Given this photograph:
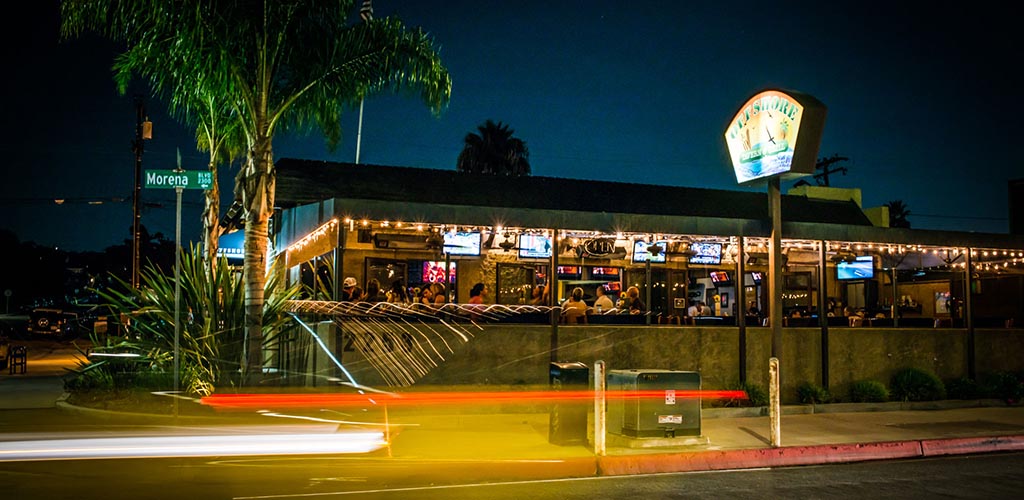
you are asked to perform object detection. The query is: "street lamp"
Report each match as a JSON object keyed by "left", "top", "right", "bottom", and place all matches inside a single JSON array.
[{"left": 131, "top": 95, "right": 153, "bottom": 289}]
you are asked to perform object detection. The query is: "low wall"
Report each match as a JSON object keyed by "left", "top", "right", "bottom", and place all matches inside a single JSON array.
[{"left": 316, "top": 321, "right": 1024, "bottom": 404}]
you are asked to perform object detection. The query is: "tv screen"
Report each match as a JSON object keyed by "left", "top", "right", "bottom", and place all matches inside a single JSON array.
[
  {"left": 710, "top": 271, "right": 731, "bottom": 284},
  {"left": 837, "top": 256, "right": 874, "bottom": 280},
  {"left": 632, "top": 240, "right": 668, "bottom": 263},
  {"left": 443, "top": 231, "right": 481, "bottom": 256},
  {"left": 422, "top": 261, "right": 456, "bottom": 283},
  {"left": 689, "top": 242, "right": 722, "bottom": 265},
  {"left": 590, "top": 266, "right": 620, "bottom": 277},
  {"left": 557, "top": 265, "right": 581, "bottom": 277},
  {"left": 750, "top": 271, "right": 763, "bottom": 284},
  {"left": 518, "top": 233, "right": 552, "bottom": 258}
]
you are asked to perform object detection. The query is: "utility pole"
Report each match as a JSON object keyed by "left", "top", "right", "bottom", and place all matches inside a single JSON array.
[
  {"left": 131, "top": 96, "right": 152, "bottom": 288},
  {"left": 814, "top": 154, "right": 848, "bottom": 187}
]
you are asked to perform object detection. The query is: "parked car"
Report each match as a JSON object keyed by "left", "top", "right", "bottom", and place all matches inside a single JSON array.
[{"left": 28, "top": 307, "right": 79, "bottom": 337}]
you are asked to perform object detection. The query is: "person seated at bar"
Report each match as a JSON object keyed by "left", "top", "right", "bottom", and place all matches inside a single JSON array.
[
  {"left": 341, "top": 276, "right": 359, "bottom": 302},
  {"left": 360, "top": 279, "right": 385, "bottom": 302},
  {"left": 430, "top": 282, "right": 447, "bottom": 305},
  {"left": 529, "top": 284, "right": 548, "bottom": 305},
  {"left": 626, "top": 286, "right": 646, "bottom": 315},
  {"left": 687, "top": 300, "right": 700, "bottom": 318},
  {"left": 562, "top": 286, "right": 588, "bottom": 324},
  {"left": 418, "top": 286, "right": 433, "bottom": 305},
  {"left": 592, "top": 285, "right": 615, "bottom": 313}
]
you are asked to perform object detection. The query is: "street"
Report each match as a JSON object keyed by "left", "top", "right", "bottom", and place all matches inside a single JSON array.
[{"left": 1, "top": 449, "right": 1022, "bottom": 499}]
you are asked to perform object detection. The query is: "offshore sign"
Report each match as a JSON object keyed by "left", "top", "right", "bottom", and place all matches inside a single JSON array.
[{"left": 724, "top": 89, "right": 827, "bottom": 185}]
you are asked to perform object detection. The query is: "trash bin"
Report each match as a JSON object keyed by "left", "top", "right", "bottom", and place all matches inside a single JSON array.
[
  {"left": 549, "top": 361, "right": 589, "bottom": 445},
  {"left": 607, "top": 369, "right": 701, "bottom": 438}
]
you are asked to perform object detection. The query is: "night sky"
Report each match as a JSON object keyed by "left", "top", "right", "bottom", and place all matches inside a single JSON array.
[{"left": 1, "top": 1, "right": 1018, "bottom": 252}]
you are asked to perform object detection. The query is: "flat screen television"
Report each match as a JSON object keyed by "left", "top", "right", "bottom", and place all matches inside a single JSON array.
[
  {"left": 517, "top": 233, "right": 552, "bottom": 258},
  {"left": 443, "top": 231, "right": 481, "bottom": 256},
  {"left": 749, "top": 271, "right": 763, "bottom": 284},
  {"left": 604, "top": 282, "right": 622, "bottom": 292},
  {"left": 590, "top": 266, "right": 620, "bottom": 277},
  {"left": 710, "top": 271, "right": 731, "bottom": 284},
  {"left": 557, "top": 265, "right": 581, "bottom": 278},
  {"left": 422, "top": 261, "right": 456, "bottom": 283},
  {"left": 689, "top": 242, "right": 722, "bottom": 265},
  {"left": 837, "top": 256, "right": 874, "bottom": 280},
  {"left": 632, "top": 240, "right": 668, "bottom": 263}
]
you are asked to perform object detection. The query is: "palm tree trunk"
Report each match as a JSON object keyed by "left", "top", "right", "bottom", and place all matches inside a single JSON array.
[
  {"left": 242, "top": 136, "right": 275, "bottom": 385},
  {"left": 203, "top": 160, "right": 220, "bottom": 273}
]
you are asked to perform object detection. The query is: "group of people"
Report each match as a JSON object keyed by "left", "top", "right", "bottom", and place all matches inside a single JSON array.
[
  {"left": 341, "top": 276, "right": 448, "bottom": 306},
  {"left": 561, "top": 284, "right": 647, "bottom": 324}
]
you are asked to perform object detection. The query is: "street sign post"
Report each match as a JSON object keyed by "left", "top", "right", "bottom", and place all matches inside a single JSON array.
[{"left": 144, "top": 163, "right": 210, "bottom": 417}]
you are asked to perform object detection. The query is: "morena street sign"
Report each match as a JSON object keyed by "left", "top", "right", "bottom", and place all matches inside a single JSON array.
[{"left": 144, "top": 169, "right": 213, "bottom": 190}]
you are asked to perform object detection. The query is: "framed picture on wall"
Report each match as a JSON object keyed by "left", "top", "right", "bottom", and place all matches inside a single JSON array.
[{"left": 720, "top": 293, "right": 729, "bottom": 308}]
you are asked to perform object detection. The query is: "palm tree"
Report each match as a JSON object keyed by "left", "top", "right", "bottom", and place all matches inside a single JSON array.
[
  {"left": 886, "top": 200, "right": 912, "bottom": 228},
  {"left": 61, "top": 0, "right": 451, "bottom": 383},
  {"left": 456, "top": 120, "right": 531, "bottom": 176}
]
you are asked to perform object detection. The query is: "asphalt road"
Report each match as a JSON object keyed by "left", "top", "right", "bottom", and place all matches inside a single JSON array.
[{"left": 1, "top": 449, "right": 1022, "bottom": 499}]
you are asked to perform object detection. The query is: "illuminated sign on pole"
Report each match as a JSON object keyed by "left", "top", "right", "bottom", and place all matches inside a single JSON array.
[{"left": 724, "top": 89, "right": 827, "bottom": 185}]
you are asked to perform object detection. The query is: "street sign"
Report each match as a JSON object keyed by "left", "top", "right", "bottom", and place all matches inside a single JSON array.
[{"left": 144, "top": 169, "right": 212, "bottom": 190}]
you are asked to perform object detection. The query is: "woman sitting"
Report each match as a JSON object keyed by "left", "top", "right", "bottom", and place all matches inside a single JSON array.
[{"left": 561, "top": 287, "right": 589, "bottom": 324}]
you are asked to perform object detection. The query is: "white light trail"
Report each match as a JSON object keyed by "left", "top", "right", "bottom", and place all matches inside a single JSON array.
[{"left": 0, "top": 432, "right": 386, "bottom": 462}]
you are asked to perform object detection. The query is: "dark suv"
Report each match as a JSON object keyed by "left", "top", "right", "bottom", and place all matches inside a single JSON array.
[{"left": 28, "top": 307, "right": 78, "bottom": 337}]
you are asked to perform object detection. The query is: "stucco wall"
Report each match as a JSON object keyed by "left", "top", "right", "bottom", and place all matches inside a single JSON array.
[{"left": 317, "top": 322, "right": 1024, "bottom": 403}]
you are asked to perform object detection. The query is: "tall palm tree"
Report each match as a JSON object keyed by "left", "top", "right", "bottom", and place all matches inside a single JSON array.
[
  {"left": 61, "top": 0, "right": 451, "bottom": 383},
  {"left": 456, "top": 120, "right": 531, "bottom": 176},
  {"left": 886, "top": 200, "right": 912, "bottom": 228}
]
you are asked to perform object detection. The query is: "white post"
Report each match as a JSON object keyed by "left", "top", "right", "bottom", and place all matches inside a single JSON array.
[
  {"left": 594, "top": 360, "right": 606, "bottom": 456},
  {"left": 355, "top": 99, "right": 365, "bottom": 164},
  {"left": 173, "top": 184, "right": 182, "bottom": 418},
  {"left": 769, "top": 356, "right": 781, "bottom": 447}
]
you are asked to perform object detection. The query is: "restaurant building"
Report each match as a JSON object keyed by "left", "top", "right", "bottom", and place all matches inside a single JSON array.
[{"left": 269, "top": 158, "right": 1024, "bottom": 400}]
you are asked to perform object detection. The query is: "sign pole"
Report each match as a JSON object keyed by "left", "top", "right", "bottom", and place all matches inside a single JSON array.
[
  {"left": 173, "top": 181, "right": 182, "bottom": 418},
  {"left": 768, "top": 176, "right": 783, "bottom": 447}
]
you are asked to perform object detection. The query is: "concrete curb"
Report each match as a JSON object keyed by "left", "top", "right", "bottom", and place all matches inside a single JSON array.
[{"left": 595, "top": 435, "right": 1024, "bottom": 476}]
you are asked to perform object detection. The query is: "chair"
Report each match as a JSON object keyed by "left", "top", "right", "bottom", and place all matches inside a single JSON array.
[{"left": 9, "top": 345, "right": 27, "bottom": 374}]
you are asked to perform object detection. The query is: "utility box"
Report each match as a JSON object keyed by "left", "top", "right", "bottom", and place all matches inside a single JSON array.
[
  {"left": 607, "top": 369, "right": 701, "bottom": 438},
  {"left": 549, "top": 361, "right": 589, "bottom": 445}
]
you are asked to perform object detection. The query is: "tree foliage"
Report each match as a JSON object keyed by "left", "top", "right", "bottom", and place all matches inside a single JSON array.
[
  {"left": 886, "top": 200, "right": 912, "bottom": 228},
  {"left": 457, "top": 120, "right": 531, "bottom": 176},
  {"left": 61, "top": 0, "right": 451, "bottom": 382}
]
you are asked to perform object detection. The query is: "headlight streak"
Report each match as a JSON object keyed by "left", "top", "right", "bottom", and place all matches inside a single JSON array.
[{"left": 0, "top": 432, "right": 387, "bottom": 462}]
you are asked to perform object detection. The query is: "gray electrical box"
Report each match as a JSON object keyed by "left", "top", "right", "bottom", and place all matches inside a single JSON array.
[{"left": 607, "top": 369, "right": 701, "bottom": 438}]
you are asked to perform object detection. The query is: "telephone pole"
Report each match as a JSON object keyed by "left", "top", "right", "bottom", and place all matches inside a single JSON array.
[{"left": 131, "top": 96, "right": 152, "bottom": 288}]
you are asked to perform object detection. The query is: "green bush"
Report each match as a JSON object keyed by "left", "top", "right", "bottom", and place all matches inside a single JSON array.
[
  {"left": 980, "top": 371, "right": 1024, "bottom": 405},
  {"left": 945, "top": 376, "right": 981, "bottom": 400},
  {"left": 849, "top": 380, "right": 889, "bottom": 403},
  {"left": 716, "top": 381, "right": 768, "bottom": 407},
  {"left": 796, "top": 381, "right": 832, "bottom": 404},
  {"left": 890, "top": 367, "right": 946, "bottom": 402}
]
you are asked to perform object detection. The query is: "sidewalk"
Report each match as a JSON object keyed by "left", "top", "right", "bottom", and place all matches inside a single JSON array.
[{"left": 4, "top": 347, "right": 1024, "bottom": 481}]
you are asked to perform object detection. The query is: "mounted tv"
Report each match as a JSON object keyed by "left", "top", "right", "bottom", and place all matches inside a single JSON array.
[
  {"left": 557, "top": 265, "right": 581, "bottom": 278},
  {"left": 632, "top": 240, "right": 668, "bottom": 263},
  {"left": 749, "top": 271, "right": 763, "bottom": 284},
  {"left": 422, "top": 261, "right": 456, "bottom": 284},
  {"left": 517, "top": 233, "right": 552, "bottom": 259},
  {"left": 837, "top": 256, "right": 874, "bottom": 280},
  {"left": 689, "top": 242, "right": 723, "bottom": 265},
  {"left": 590, "top": 266, "right": 620, "bottom": 277},
  {"left": 443, "top": 231, "right": 481, "bottom": 256},
  {"left": 710, "top": 271, "right": 731, "bottom": 285}
]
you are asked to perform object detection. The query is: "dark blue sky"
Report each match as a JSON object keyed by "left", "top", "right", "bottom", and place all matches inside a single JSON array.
[{"left": 1, "top": 1, "right": 1018, "bottom": 252}]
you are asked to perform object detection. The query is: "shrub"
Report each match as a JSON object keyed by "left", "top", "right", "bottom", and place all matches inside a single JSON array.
[
  {"left": 716, "top": 381, "right": 768, "bottom": 407},
  {"left": 945, "top": 376, "right": 981, "bottom": 400},
  {"left": 849, "top": 380, "right": 889, "bottom": 403},
  {"left": 796, "top": 381, "right": 832, "bottom": 404},
  {"left": 890, "top": 367, "right": 946, "bottom": 402},
  {"left": 980, "top": 371, "right": 1024, "bottom": 405}
]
